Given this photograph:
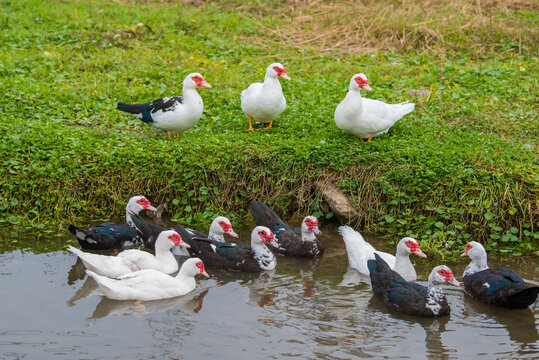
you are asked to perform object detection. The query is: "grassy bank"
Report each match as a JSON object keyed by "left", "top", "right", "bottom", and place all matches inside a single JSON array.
[{"left": 0, "top": 0, "right": 537, "bottom": 256}]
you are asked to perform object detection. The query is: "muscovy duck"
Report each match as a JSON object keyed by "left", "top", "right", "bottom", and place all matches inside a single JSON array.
[
  {"left": 116, "top": 73, "right": 211, "bottom": 138},
  {"left": 368, "top": 253, "right": 460, "bottom": 317},
  {"left": 86, "top": 257, "right": 209, "bottom": 301},
  {"left": 68, "top": 195, "right": 156, "bottom": 250},
  {"left": 340, "top": 226, "right": 426, "bottom": 281},
  {"left": 334, "top": 73, "right": 415, "bottom": 142},
  {"left": 187, "top": 226, "right": 278, "bottom": 272},
  {"left": 249, "top": 201, "right": 324, "bottom": 257},
  {"left": 461, "top": 241, "right": 539, "bottom": 309},
  {"left": 130, "top": 213, "right": 237, "bottom": 255},
  {"left": 67, "top": 230, "right": 190, "bottom": 278},
  {"left": 241, "top": 63, "right": 290, "bottom": 131},
  {"left": 183, "top": 216, "right": 239, "bottom": 242}
]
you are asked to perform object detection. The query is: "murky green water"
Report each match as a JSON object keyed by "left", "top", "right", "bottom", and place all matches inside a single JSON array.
[{"left": 1, "top": 228, "right": 537, "bottom": 359}]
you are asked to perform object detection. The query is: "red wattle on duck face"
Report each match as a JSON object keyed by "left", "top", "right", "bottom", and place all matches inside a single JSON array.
[
  {"left": 220, "top": 221, "right": 239, "bottom": 237},
  {"left": 191, "top": 74, "right": 211, "bottom": 88},
  {"left": 461, "top": 242, "right": 473, "bottom": 257},
  {"left": 439, "top": 269, "right": 460, "bottom": 286},
  {"left": 219, "top": 221, "right": 232, "bottom": 233},
  {"left": 196, "top": 261, "right": 210, "bottom": 278},
  {"left": 405, "top": 239, "right": 426, "bottom": 258},
  {"left": 273, "top": 66, "right": 290, "bottom": 80},
  {"left": 169, "top": 233, "right": 189, "bottom": 247},
  {"left": 305, "top": 218, "right": 321, "bottom": 234},
  {"left": 136, "top": 197, "right": 156, "bottom": 211}
]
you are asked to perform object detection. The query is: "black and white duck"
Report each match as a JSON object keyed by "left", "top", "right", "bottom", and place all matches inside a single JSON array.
[
  {"left": 187, "top": 226, "right": 278, "bottom": 272},
  {"left": 249, "top": 201, "right": 324, "bottom": 257},
  {"left": 368, "top": 253, "right": 460, "bottom": 317},
  {"left": 461, "top": 241, "right": 539, "bottom": 309},
  {"left": 68, "top": 195, "right": 156, "bottom": 250},
  {"left": 116, "top": 73, "right": 211, "bottom": 137}
]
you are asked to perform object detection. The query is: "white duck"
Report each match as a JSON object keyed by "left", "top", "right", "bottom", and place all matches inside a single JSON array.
[
  {"left": 87, "top": 257, "right": 210, "bottom": 301},
  {"left": 339, "top": 226, "right": 426, "bottom": 281},
  {"left": 116, "top": 73, "right": 211, "bottom": 138},
  {"left": 241, "top": 63, "right": 290, "bottom": 131},
  {"left": 67, "top": 230, "right": 190, "bottom": 278},
  {"left": 334, "top": 73, "right": 415, "bottom": 141}
]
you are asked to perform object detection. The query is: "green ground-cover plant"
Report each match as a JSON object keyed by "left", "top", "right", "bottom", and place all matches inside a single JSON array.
[{"left": 0, "top": 0, "right": 537, "bottom": 256}]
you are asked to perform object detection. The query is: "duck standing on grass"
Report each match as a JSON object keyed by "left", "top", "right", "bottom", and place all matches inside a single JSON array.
[
  {"left": 334, "top": 73, "right": 415, "bottom": 142},
  {"left": 116, "top": 73, "right": 211, "bottom": 138},
  {"left": 241, "top": 63, "right": 290, "bottom": 131}
]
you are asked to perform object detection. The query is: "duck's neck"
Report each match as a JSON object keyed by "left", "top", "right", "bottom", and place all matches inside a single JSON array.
[
  {"left": 262, "top": 75, "right": 282, "bottom": 93},
  {"left": 154, "top": 242, "right": 175, "bottom": 264},
  {"left": 301, "top": 229, "right": 317, "bottom": 243},
  {"left": 125, "top": 206, "right": 138, "bottom": 228},
  {"left": 182, "top": 85, "right": 202, "bottom": 104},
  {"left": 175, "top": 270, "right": 197, "bottom": 289},
  {"left": 208, "top": 230, "right": 225, "bottom": 242},
  {"left": 342, "top": 89, "right": 363, "bottom": 114},
  {"left": 425, "top": 286, "right": 445, "bottom": 316},
  {"left": 252, "top": 242, "right": 276, "bottom": 271},
  {"left": 464, "top": 256, "right": 489, "bottom": 277},
  {"left": 393, "top": 249, "right": 416, "bottom": 281}
]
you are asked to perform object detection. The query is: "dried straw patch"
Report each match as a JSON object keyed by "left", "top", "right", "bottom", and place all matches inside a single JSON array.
[{"left": 261, "top": 0, "right": 538, "bottom": 55}]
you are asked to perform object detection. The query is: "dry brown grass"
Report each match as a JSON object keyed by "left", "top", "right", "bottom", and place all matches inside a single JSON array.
[
  {"left": 179, "top": 0, "right": 537, "bottom": 55},
  {"left": 268, "top": 0, "right": 538, "bottom": 54}
]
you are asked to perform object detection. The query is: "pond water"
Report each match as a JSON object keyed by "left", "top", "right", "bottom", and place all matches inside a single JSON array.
[{"left": 0, "top": 227, "right": 537, "bottom": 359}]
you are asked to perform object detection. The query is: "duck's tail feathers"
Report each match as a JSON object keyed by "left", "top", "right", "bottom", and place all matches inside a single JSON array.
[
  {"left": 397, "top": 101, "right": 415, "bottom": 117},
  {"left": 503, "top": 285, "right": 539, "bottom": 309},
  {"left": 86, "top": 270, "right": 117, "bottom": 293},
  {"left": 249, "top": 201, "right": 285, "bottom": 229},
  {"left": 67, "top": 244, "right": 85, "bottom": 257},
  {"left": 367, "top": 253, "right": 392, "bottom": 275},
  {"left": 68, "top": 225, "right": 88, "bottom": 242},
  {"left": 338, "top": 226, "right": 368, "bottom": 246},
  {"left": 116, "top": 102, "right": 142, "bottom": 115}
]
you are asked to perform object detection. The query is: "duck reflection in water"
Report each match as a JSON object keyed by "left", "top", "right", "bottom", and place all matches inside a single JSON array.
[
  {"left": 90, "top": 289, "right": 210, "bottom": 319},
  {"left": 340, "top": 267, "right": 371, "bottom": 286},
  {"left": 298, "top": 257, "right": 321, "bottom": 298},
  {"left": 462, "top": 292, "right": 539, "bottom": 347},
  {"left": 366, "top": 296, "right": 453, "bottom": 359},
  {"left": 67, "top": 256, "right": 90, "bottom": 285},
  {"left": 245, "top": 269, "right": 277, "bottom": 307}
]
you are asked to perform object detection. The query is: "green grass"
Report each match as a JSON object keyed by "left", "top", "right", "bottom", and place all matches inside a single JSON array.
[{"left": 0, "top": 0, "right": 537, "bottom": 257}]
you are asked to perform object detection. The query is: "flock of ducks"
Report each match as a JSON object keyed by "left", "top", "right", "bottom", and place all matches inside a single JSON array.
[
  {"left": 116, "top": 63, "right": 414, "bottom": 139},
  {"left": 67, "top": 63, "right": 536, "bottom": 316},
  {"left": 68, "top": 195, "right": 538, "bottom": 317}
]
